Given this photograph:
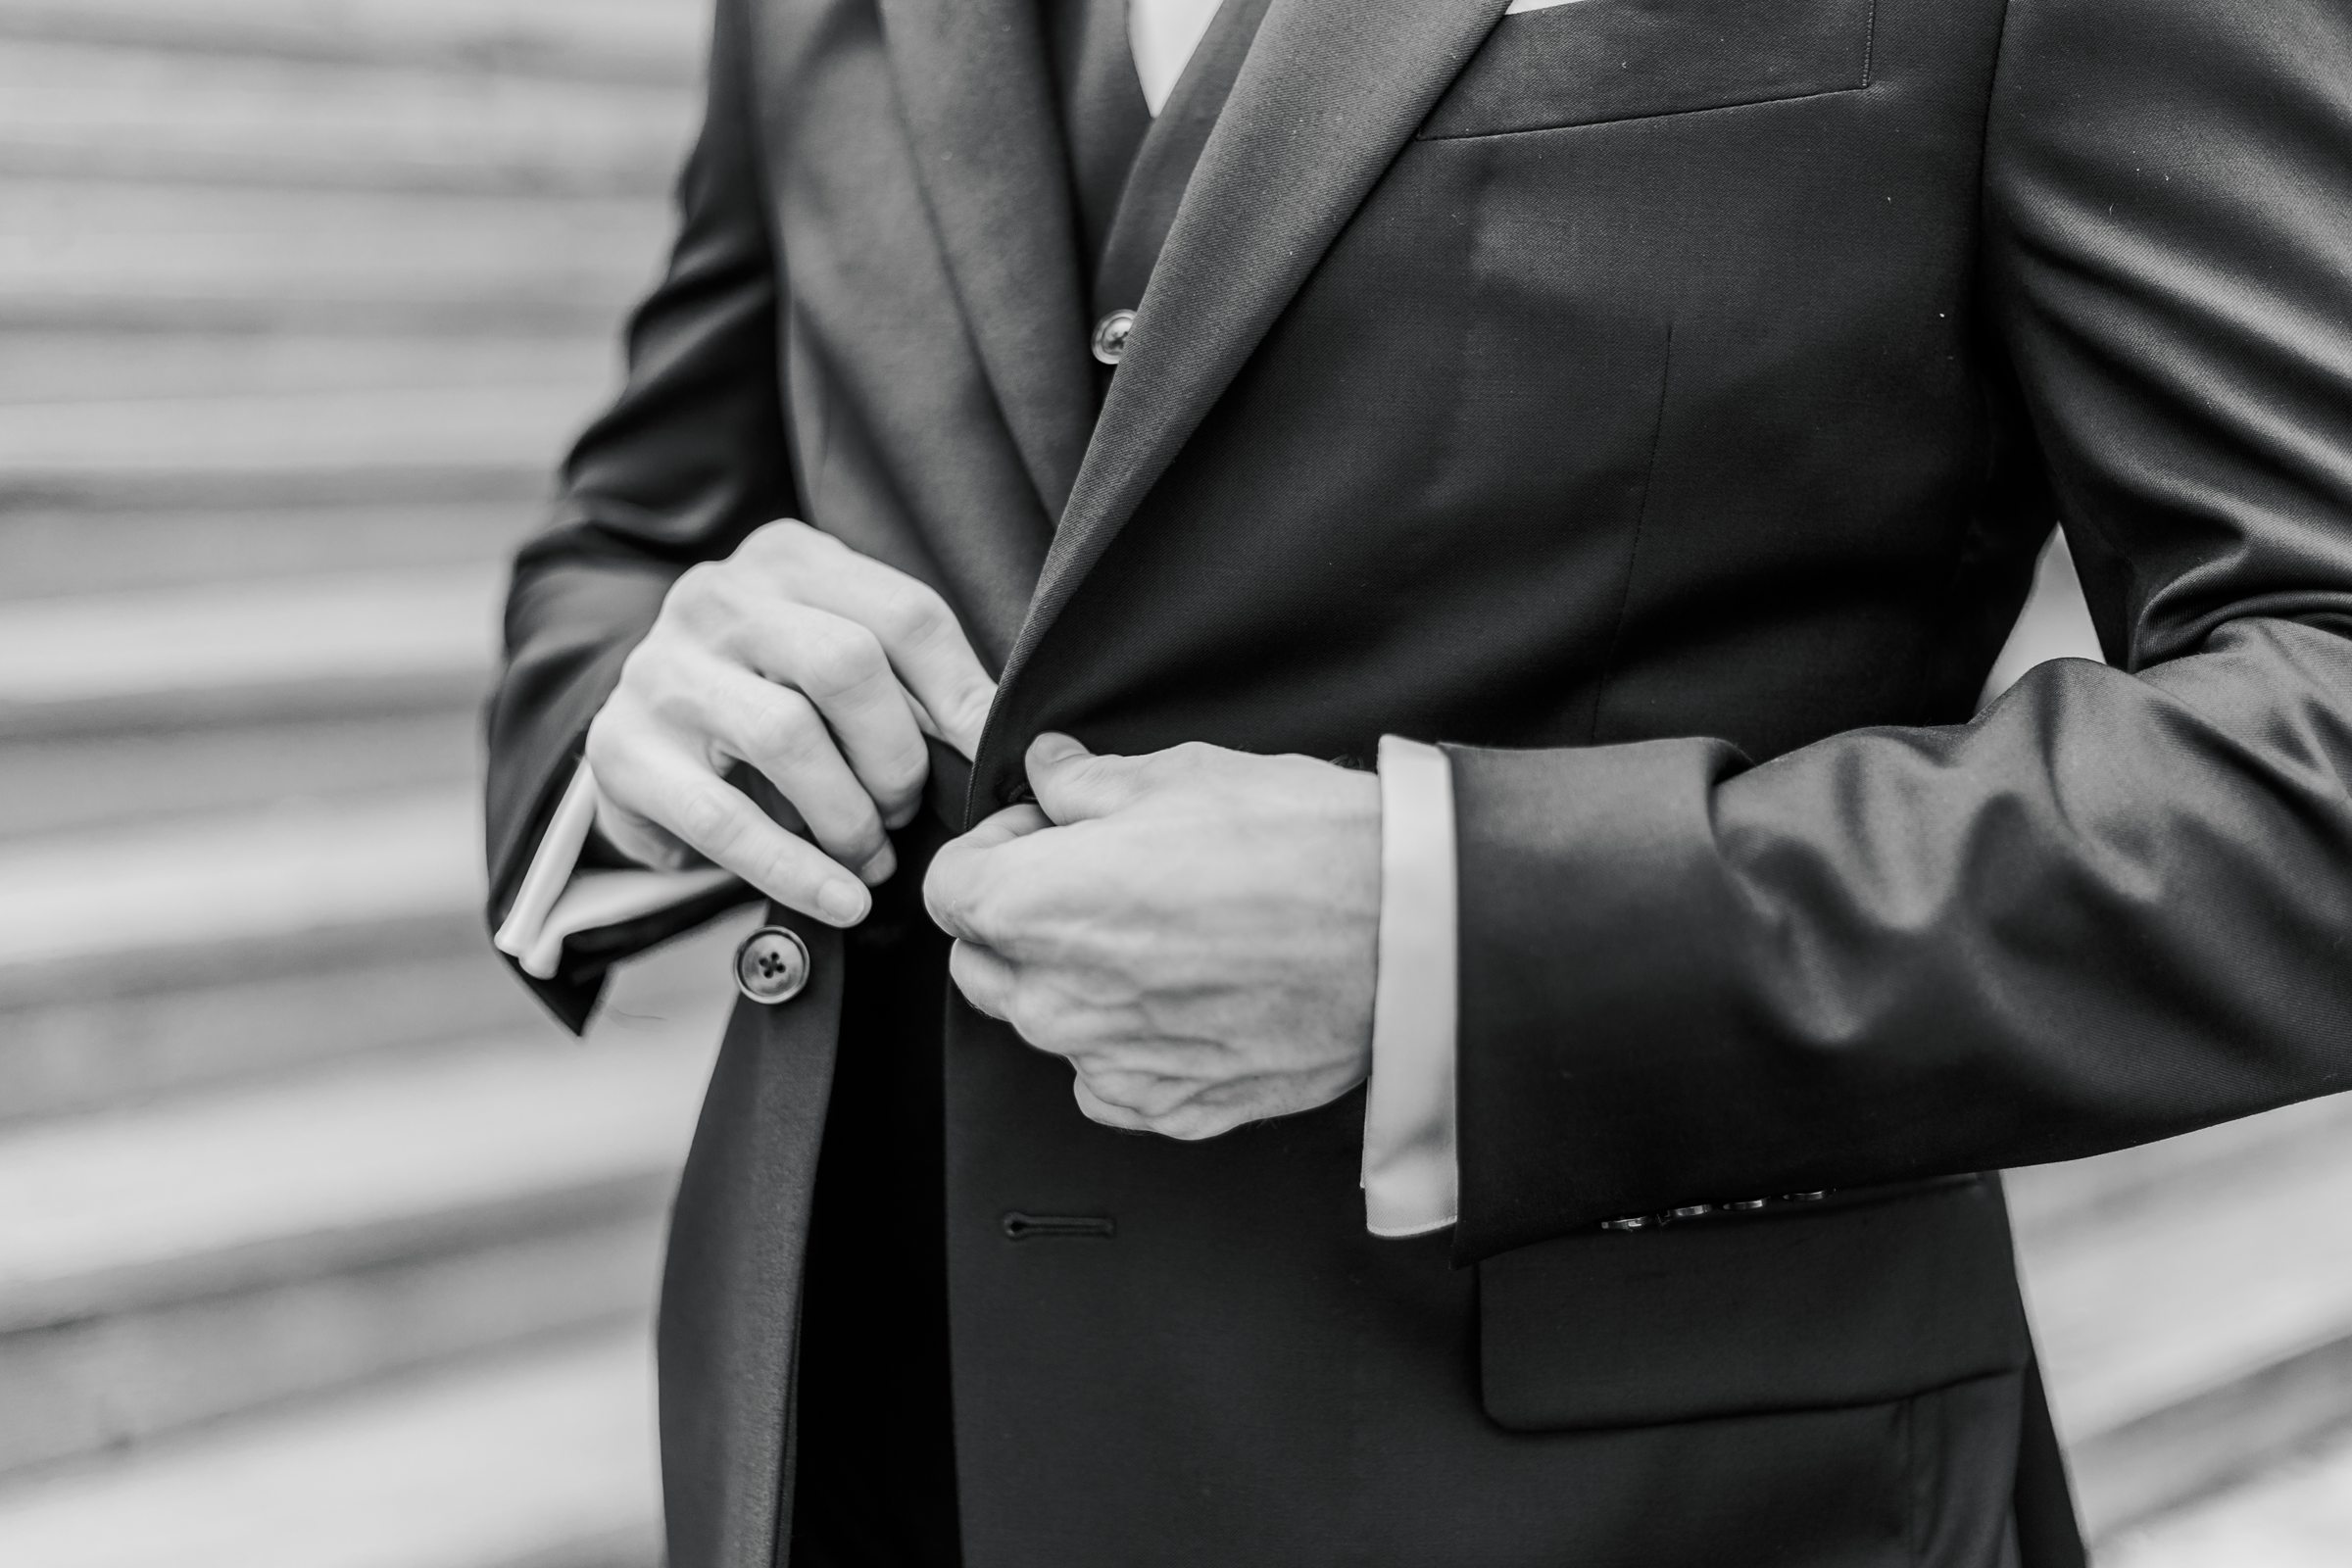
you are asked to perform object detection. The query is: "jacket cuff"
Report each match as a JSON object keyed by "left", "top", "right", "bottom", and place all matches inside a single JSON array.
[
  {"left": 493, "top": 760, "right": 745, "bottom": 980},
  {"left": 1360, "top": 735, "right": 1461, "bottom": 1237},
  {"left": 1445, "top": 736, "right": 1754, "bottom": 1261}
]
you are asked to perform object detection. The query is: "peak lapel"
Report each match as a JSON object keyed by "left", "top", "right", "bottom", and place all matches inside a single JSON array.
[
  {"left": 875, "top": 0, "right": 1098, "bottom": 517},
  {"left": 1000, "top": 0, "right": 1510, "bottom": 687}
]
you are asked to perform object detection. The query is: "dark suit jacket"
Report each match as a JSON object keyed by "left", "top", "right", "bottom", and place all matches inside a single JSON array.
[{"left": 483, "top": 0, "right": 2352, "bottom": 1561}]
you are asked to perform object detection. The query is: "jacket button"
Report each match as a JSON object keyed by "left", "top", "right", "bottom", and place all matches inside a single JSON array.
[
  {"left": 1090, "top": 309, "right": 1135, "bottom": 366},
  {"left": 734, "top": 925, "right": 810, "bottom": 1004}
]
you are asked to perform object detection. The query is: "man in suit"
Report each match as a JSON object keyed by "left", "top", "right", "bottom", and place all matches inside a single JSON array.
[{"left": 481, "top": 0, "right": 2352, "bottom": 1560}]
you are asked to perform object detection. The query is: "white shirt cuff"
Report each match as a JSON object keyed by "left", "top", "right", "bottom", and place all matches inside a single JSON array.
[
  {"left": 492, "top": 761, "right": 740, "bottom": 980},
  {"left": 1361, "top": 735, "right": 1461, "bottom": 1238}
]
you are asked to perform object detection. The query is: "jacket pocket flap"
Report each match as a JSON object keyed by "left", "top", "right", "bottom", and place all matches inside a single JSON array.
[
  {"left": 1479, "top": 1177, "right": 2029, "bottom": 1431},
  {"left": 1422, "top": 0, "right": 1876, "bottom": 140}
]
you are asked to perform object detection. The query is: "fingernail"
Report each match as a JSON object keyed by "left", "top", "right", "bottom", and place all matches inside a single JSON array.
[
  {"left": 817, "top": 881, "right": 868, "bottom": 924},
  {"left": 858, "top": 843, "right": 897, "bottom": 885},
  {"left": 1029, "top": 731, "right": 1085, "bottom": 764}
]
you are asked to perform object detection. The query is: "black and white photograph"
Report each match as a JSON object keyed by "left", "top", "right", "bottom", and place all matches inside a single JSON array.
[{"left": 3, "top": 0, "right": 2351, "bottom": 1563}]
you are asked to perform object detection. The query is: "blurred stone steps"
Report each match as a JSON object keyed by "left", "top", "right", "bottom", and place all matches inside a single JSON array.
[
  {"left": 0, "top": 569, "right": 496, "bottom": 737},
  {"left": 0, "top": 709, "right": 476, "bottom": 844},
  {"left": 0, "top": 889, "right": 750, "bottom": 1131},
  {"left": 0, "top": 6, "right": 708, "bottom": 1559},
  {"left": 0, "top": 384, "right": 603, "bottom": 510},
  {"left": 0, "top": 0, "right": 703, "bottom": 84},
  {"left": 0, "top": 1328, "right": 662, "bottom": 1568},
  {"left": 2011, "top": 1096, "right": 2352, "bottom": 1543},
  {"left": 0, "top": 177, "right": 667, "bottom": 334},
  {"left": 0, "top": 37, "right": 695, "bottom": 197},
  {"left": 0, "top": 331, "right": 612, "bottom": 407},
  {"left": 2103, "top": 1418, "right": 2352, "bottom": 1568},
  {"left": 1, "top": 502, "right": 536, "bottom": 602},
  {"left": 0, "top": 1016, "right": 719, "bottom": 1477},
  {"left": 0, "top": 768, "right": 741, "bottom": 1119}
]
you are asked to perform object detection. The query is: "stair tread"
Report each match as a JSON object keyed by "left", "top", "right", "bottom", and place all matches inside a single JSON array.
[
  {"left": 0, "top": 567, "right": 496, "bottom": 712},
  {"left": 0, "top": 331, "right": 612, "bottom": 406},
  {"left": 0, "top": 1024, "right": 717, "bottom": 1329},
  {"left": 0, "top": 37, "right": 693, "bottom": 195},
  {"left": 2014, "top": 1104, "right": 2352, "bottom": 1442},
  {"left": 0, "top": 785, "right": 482, "bottom": 970},
  {"left": 0, "top": 1329, "right": 660, "bottom": 1568},
  {"left": 0, "top": 710, "right": 478, "bottom": 844},
  {"left": 0, "top": 0, "right": 703, "bottom": 83},
  {"left": 2104, "top": 1420, "right": 2352, "bottom": 1568},
  {"left": 0, "top": 177, "right": 664, "bottom": 327},
  {"left": 0, "top": 503, "right": 540, "bottom": 601},
  {"left": 0, "top": 383, "right": 592, "bottom": 482}
]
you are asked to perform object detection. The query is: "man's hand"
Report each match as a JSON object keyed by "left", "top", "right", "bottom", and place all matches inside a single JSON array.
[
  {"left": 585, "top": 518, "right": 996, "bottom": 925},
  {"left": 924, "top": 735, "right": 1382, "bottom": 1140}
]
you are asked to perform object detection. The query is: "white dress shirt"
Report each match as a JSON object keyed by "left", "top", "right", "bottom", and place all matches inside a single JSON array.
[{"left": 496, "top": 0, "right": 1460, "bottom": 1238}]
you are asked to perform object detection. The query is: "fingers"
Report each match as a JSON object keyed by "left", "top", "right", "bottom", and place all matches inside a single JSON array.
[
  {"left": 923, "top": 804, "right": 1050, "bottom": 946},
  {"left": 1026, "top": 733, "right": 1149, "bottom": 825},
  {"left": 947, "top": 939, "right": 1016, "bottom": 1021},
  {"left": 622, "top": 751, "right": 872, "bottom": 926},
  {"left": 1073, "top": 1076, "right": 1152, "bottom": 1132},
  {"left": 750, "top": 524, "right": 997, "bottom": 760},
  {"left": 727, "top": 608, "right": 929, "bottom": 831},
  {"left": 695, "top": 662, "right": 899, "bottom": 882}
]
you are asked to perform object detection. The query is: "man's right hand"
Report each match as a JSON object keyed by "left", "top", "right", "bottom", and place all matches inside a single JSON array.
[{"left": 584, "top": 518, "right": 997, "bottom": 927}]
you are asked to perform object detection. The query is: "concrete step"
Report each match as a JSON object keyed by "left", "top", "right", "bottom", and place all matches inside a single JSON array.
[
  {"left": 0, "top": 383, "right": 596, "bottom": 509},
  {"left": 0, "top": 1009, "right": 719, "bottom": 1477},
  {"left": 0, "top": 501, "right": 540, "bottom": 602},
  {"left": 2010, "top": 1095, "right": 2352, "bottom": 1542},
  {"left": 0, "top": 329, "right": 611, "bottom": 407},
  {"left": 0, "top": 1328, "right": 662, "bottom": 1568},
  {"left": 0, "top": 37, "right": 695, "bottom": 198},
  {"left": 2102, "top": 1419, "right": 2352, "bottom": 1567},
  {"left": 0, "top": 177, "right": 665, "bottom": 334},
  {"left": 0, "top": 894, "right": 751, "bottom": 1126},
  {"left": 0, "top": 708, "right": 478, "bottom": 844},
  {"left": 0, "top": 784, "right": 512, "bottom": 1062},
  {"left": 0, "top": 0, "right": 704, "bottom": 86},
  {"left": 0, "top": 569, "right": 497, "bottom": 736}
]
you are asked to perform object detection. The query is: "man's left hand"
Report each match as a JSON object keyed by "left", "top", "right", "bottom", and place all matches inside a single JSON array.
[{"left": 924, "top": 734, "right": 1382, "bottom": 1140}]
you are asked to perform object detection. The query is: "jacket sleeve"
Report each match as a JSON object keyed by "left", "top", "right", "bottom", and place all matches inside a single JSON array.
[
  {"left": 483, "top": 0, "right": 796, "bottom": 1032},
  {"left": 1448, "top": 0, "right": 2352, "bottom": 1261}
]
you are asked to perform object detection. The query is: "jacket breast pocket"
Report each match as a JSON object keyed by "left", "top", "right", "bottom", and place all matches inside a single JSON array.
[
  {"left": 1421, "top": 0, "right": 1877, "bottom": 140},
  {"left": 1478, "top": 1176, "right": 2029, "bottom": 1432}
]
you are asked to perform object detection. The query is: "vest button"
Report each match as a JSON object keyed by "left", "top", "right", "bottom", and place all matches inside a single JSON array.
[
  {"left": 1091, "top": 309, "right": 1136, "bottom": 366},
  {"left": 734, "top": 925, "right": 811, "bottom": 1005}
]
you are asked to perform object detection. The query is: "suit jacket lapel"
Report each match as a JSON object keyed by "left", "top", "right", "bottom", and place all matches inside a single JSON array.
[
  {"left": 875, "top": 0, "right": 1099, "bottom": 517},
  {"left": 1000, "top": 0, "right": 1510, "bottom": 689}
]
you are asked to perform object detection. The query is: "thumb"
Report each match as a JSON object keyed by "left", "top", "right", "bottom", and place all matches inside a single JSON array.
[{"left": 1026, "top": 732, "right": 1145, "bottom": 825}]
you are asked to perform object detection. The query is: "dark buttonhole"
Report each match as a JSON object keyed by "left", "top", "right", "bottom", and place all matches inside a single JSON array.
[{"left": 1002, "top": 1211, "right": 1115, "bottom": 1241}]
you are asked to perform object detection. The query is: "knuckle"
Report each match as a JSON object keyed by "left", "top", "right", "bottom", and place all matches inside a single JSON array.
[
  {"left": 795, "top": 622, "right": 888, "bottom": 700},
  {"left": 583, "top": 708, "right": 622, "bottom": 769},
  {"left": 672, "top": 785, "right": 736, "bottom": 850},
  {"left": 741, "top": 516, "right": 814, "bottom": 561},
  {"left": 666, "top": 562, "right": 728, "bottom": 620},
  {"left": 872, "top": 578, "right": 951, "bottom": 646},
  {"left": 741, "top": 694, "right": 823, "bottom": 769},
  {"left": 871, "top": 743, "right": 931, "bottom": 807}
]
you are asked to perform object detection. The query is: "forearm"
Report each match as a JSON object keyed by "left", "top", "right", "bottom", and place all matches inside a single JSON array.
[{"left": 1449, "top": 621, "right": 2352, "bottom": 1259}]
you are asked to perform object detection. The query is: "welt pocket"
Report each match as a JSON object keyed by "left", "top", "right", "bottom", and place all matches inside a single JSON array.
[
  {"left": 1419, "top": 0, "right": 1877, "bottom": 140},
  {"left": 1477, "top": 1175, "right": 2029, "bottom": 1432}
]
